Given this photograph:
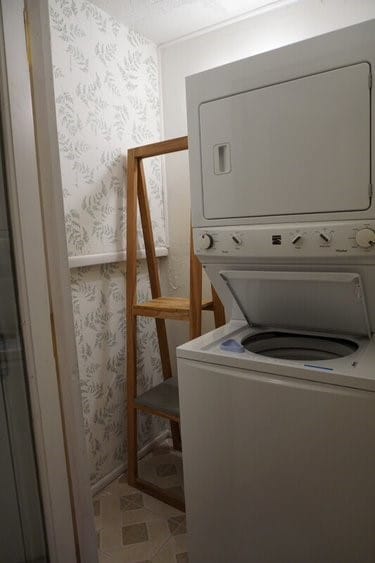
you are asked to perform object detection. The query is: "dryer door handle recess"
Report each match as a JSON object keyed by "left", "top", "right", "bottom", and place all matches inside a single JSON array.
[{"left": 213, "top": 143, "right": 231, "bottom": 175}]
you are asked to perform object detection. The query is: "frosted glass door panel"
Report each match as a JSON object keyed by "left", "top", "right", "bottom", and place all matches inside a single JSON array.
[
  {"left": 199, "top": 63, "right": 371, "bottom": 220},
  {"left": 0, "top": 386, "right": 25, "bottom": 563},
  {"left": 0, "top": 118, "right": 47, "bottom": 562}
]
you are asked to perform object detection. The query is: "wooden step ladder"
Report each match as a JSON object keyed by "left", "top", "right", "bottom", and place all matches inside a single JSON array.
[{"left": 126, "top": 136, "right": 225, "bottom": 511}]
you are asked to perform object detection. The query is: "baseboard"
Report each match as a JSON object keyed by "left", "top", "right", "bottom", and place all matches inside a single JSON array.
[{"left": 91, "top": 429, "right": 171, "bottom": 496}]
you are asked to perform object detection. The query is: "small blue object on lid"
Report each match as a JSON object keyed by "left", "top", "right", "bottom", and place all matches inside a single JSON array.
[{"left": 220, "top": 339, "right": 245, "bottom": 353}]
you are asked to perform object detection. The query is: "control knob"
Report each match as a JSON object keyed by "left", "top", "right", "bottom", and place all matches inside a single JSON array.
[
  {"left": 355, "top": 228, "right": 375, "bottom": 249},
  {"left": 319, "top": 231, "right": 332, "bottom": 244},
  {"left": 198, "top": 233, "right": 214, "bottom": 250},
  {"left": 291, "top": 234, "right": 302, "bottom": 245},
  {"left": 232, "top": 234, "right": 242, "bottom": 246}
]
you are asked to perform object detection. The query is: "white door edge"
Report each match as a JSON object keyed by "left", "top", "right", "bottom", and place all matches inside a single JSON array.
[{"left": 0, "top": 1, "right": 97, "bottom": 562}]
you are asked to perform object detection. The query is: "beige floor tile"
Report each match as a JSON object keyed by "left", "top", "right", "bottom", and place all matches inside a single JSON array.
[
  {"left": 98, "top": 491, "right": 123, "bottom": 549},
  {"left": 99, "top": 546, "right": 153, "bottom": 563},
  {"left": 99, "top": 544, "right": 156, "bottom": 562},
  {"left": 99, "top": 519, "right": 171, "bottom": 562},
  {"left": 95, "top": 440, "right": 188, "bottom": 562},
  {"left": 100, "top": 521, "right": 123, "bottom": 550},
  {"left": 152, "top": 533, "right": 189, "bottom": 563},
  {"left": 121, "top": 492, "right": 144, "bottom": 511},
  {"left": 120, "top": 490, "right": 170, "bottom": 525},
  {"left": 152, "top": 540, "right": 175, "bottom": 563},
  {"left": 146, "top": 518, "right": 171, "bottom": 549},
  {"left": 167, "top": 515, "right": 186, "bottom": 536},
  {"left": 152, "top": 536, "right": 189, "bottom": 563},
  {"left": 101, "top": 495, "right": 122, "bottom": 526},
  {"left": 122, "top": 523, "right": 149, "bottom": 546},
  {"left": 170, "top": 532, "right": 188, "bottom": 555},
  {"left": 121, "top": 506, "right": 162, "bottom": 526}
]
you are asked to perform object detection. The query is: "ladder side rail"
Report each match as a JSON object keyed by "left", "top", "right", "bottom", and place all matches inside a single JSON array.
[
  {"left": 126, "top": 149, "right": 139, "bottom": 486},
  {"left": 137, "top": 158, "right": 180, "bottom": 447},
  {"left": 189, "top": 226, "right": 203, "bottom": 339}
]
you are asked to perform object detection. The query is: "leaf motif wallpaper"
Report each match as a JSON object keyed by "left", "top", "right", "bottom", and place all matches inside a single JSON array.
[{"left": 49, "top": 0, "right": 167, "bottom": 485}]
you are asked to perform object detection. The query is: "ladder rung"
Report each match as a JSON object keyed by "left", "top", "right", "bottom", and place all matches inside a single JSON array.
[
  {"left": 133, "top": 296, "right": 213, "bottom": 320},
  {"left": 201, "top": 300, "right": 214, "bottom": 311},
  {"left": 135, "top": 377, "right": 180, "bottom": 420}
]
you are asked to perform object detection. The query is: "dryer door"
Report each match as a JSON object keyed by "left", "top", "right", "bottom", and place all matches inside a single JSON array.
[
  {"left": 220, "top": 270, "right": 371, "bottom": 338},
  {"left": 200, "top": 63, "right": 371, "bottom": 220}
]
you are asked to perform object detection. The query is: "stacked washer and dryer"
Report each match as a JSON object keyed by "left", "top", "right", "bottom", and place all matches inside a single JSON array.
[{"left": 177, "top": 20, "right": 375, "bottom": 563}]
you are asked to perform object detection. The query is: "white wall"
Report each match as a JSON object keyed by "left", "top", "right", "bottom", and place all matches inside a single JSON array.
[{"left": 159, "top": 0, "right": 375, "bottom": 366}]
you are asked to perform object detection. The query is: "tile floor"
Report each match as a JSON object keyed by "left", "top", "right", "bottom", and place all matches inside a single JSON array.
[{"left": 94, "top": 442, "right": 188, "bottom": 562}]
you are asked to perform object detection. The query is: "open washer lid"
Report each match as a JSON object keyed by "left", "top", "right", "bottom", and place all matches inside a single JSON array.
[{"left": 220, "top": 271, "right": 371, "bottom": 339}]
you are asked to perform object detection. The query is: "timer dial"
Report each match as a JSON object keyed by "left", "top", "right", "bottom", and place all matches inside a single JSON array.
[
  {"left": 355, "top": 228, "right": 375, "bottom": 249},
  {"left": 198, "top": 233, "right": 214, "bottom": 250}
]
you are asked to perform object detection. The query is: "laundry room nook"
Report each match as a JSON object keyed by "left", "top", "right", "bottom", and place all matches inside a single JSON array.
[{"left": 2, "top": 1, "right": 375, "bottom": 562}]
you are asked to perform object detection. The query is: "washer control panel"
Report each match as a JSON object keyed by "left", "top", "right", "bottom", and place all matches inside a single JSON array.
[{"left": 194, "top": 222, "right": 375, "bottom": 258}]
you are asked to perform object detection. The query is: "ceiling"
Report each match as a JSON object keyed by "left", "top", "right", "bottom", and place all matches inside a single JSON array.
[{"left": 90, "top": 0, "right": 294, "bottom": 45}]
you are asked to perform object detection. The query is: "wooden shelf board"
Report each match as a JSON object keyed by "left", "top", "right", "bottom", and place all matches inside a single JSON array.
[
  {"left": 135, "top": 377, "right": 180, "bottom": 420},
  {"left": 135, "top": 403, "right": 180, "bottom": 423},
  {"left": 201, "top": 300, "right": 214, "bottom": 311},
  {"left": 133, "top": 296, "right": 213, "bottom": 320}
]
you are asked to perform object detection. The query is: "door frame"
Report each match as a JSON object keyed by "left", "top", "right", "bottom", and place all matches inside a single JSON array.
[{"left": 0, "top": 1, "right": 97, "bottom": 561}]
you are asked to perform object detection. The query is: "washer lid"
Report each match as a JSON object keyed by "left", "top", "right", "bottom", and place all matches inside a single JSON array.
[{"left": 220, "top": 271, "right": 371, "bottom": 338}]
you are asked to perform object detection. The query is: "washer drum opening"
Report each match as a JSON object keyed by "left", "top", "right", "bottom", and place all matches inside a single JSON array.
[{"left": 242, "top": 331, "right": 358, "bottom": 361}]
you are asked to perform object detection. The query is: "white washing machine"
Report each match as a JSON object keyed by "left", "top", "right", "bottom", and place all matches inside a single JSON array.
[{"left": 177, "top": 19, "right": 375, "bottom": 563}]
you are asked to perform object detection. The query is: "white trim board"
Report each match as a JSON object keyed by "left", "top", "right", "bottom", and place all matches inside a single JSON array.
[
  {"left": 158, "top": 0, "right": 297, "bottom": 48},
  {"left": 68, "top": 247, "right": 168, "bottom": 268},
  {"left": 24, "top": 2, "right": 99, "bottom": 561},
  {"left": 0, "top": 2, "right": 80, "bottom": 561},
  {"left": 91, "top": 429, "right": 171, "bottom": 496}
]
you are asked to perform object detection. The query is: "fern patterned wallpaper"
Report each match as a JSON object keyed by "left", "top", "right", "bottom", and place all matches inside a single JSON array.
[{"left": 49, "top": 0, "right": 166, "bottom": 485}]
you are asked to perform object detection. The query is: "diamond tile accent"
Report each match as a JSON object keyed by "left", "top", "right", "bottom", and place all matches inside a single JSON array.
[
  {"left": 120, "top": 493, "right": 144, "bottom": 511},
  {"left": 122, "top": 523, "right": 149, "bottom": 546},
  {"left": 176, "top": 554, "right": 189, "bottom": 563},
  {"left": 156, "top": 463, "right": 177, "bottom": 477},
  {"left": 167, "top": 515, "right": 186, "bottom": 536}
]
